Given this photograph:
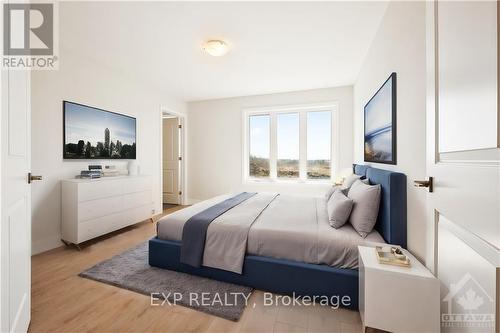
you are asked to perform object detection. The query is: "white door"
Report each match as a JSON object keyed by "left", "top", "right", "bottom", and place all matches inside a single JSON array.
[
  {"left": 1, "top": 68, "right": 32, "bottom": 333},
  {"left": 162, "top": 117, "right": 179, "bottom": 204},
  {"left": 425, "top": 2, "right": 499, "bottom": 332}
]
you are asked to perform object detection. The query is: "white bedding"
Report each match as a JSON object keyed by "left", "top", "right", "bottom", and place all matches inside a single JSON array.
[{"left": 156, "top": 193, "right": 386, "bottom": 273}]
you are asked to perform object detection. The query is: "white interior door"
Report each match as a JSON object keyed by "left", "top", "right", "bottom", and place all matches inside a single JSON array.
[
  {"left": 1, "top": 68, "right": 32, "bottom": 333},
  {"left": 162, "top": 117, "right": 179, "bottom": 205},
  {"left": 425, "top": 2, "right": 499, "bottom": 332}
]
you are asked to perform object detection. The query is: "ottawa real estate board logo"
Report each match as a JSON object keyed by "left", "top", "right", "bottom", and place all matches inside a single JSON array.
[
  {"left": 3, "top": 2, "right": 58, "bottom": 69},
  {"left": 441, "top": 273, "right": 495, "bottom": 330}
]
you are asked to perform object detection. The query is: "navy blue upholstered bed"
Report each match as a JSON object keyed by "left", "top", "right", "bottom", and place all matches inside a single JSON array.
[{"left": 149, "top": 164, "right": 406, "bottom": 310}]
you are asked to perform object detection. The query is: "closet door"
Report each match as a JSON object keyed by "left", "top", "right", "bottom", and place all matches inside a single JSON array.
[{"left": 162, "top": 118, "right": 179, "bottom": 205}]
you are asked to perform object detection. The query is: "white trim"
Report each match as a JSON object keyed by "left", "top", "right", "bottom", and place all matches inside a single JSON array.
[
  {"left": 159, "top": 106, "right": 187, "bottom": 206},
  {"left": 270, "top": 113, "right": 277, "bottom": 179},
  {"left": 31, "top": 235, "right": 63, "bottom": 255},
  {"left": 439, "top": 216, "right": 500, "bottom": 267},
  {"left": 244, "top": 101, "right": 340, "bottom": 114},
  {"left": 162, "top": 115, "right": 177, "bottom": 119},
  {"left": 299, "top": 111, "right": 307, "bottom": 181},
  {"left": 0, "top": 72, "right": 2, "bottom": 333},
  {"left": 242, "top": 102, "right": 339, "bottom": 185}
]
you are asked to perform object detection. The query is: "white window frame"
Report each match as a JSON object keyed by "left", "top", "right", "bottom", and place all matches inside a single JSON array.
[{"left": 242, "top": 102, "right": 339, "bottom": 184}]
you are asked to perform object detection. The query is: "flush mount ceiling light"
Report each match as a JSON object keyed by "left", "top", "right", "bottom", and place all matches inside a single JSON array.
[{"left": 202, "top": 40, "right": 229, "bottom": 57}]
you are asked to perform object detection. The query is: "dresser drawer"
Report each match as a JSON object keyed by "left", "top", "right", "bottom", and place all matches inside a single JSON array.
[
  {"left": 78, "top": 196, "right": 123, "bottom": 222},
  {"left": 62, "top": 176, "right": 152, "bottom": 245},
  {"left": 77, "top": 212, "right": 124, "bottom": 243},
  {"left": 121, "top": 205, "right": 152, "bottom": 228},
  {"left": 123, "top": 190, "right": 151, "bottom": 209},
  {"left": 123, "top": 177, "right": 150, "bottom": 194},
  {"left": 78, "top": 179, "right": 123, "bottom": 202}
]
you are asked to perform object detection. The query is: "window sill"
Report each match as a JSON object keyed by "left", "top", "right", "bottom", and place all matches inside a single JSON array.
[{"left": 244, "top": 178, "right": 334, "bottom": 186}]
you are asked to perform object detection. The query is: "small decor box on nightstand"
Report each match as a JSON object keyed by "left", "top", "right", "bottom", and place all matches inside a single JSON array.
[{"left": 358, "top": 246, "right": 440, "bottom": 333}]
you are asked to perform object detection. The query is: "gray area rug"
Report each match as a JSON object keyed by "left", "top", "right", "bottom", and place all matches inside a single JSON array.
[{"left": 79, "top": 242, "right": 253, "bottom": 321}]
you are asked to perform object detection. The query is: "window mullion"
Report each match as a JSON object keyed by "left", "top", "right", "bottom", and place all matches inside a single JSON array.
[
  {"left": 331, "top": 109, "right": 336, "bottom": 181},
  {"left": 269, "top": 113, "right": 277, "bottom": 180},
  {"left": 299, "top": 111, "right": 307, "bottom": 181}
]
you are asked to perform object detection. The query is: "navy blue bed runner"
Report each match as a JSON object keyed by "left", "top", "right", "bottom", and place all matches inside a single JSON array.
[{"left": 180, "top": 192, "right": 257, "bottom": 267}]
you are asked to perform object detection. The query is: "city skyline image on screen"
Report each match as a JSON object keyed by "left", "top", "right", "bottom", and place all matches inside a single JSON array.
[{"left": 63, "top": 101, "right": 136, "bottom": 159}]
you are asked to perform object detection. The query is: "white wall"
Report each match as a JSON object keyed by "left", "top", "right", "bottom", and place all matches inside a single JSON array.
[
  {"left": 353, "top": 1, "right": 427, "bottom": 261},
  {"left": 187, "top": 86, "right": 353, "bottom": 202},
  {"left": 31, "top": 47, "right": 186, "bottom": 254}
]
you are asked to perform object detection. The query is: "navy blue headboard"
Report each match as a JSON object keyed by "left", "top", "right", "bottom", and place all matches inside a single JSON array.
[{"left": 353, "top": 164, "right": 407, "bottom": 248}]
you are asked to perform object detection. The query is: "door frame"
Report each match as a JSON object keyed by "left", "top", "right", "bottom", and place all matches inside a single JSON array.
[
  {"left": 0, "top": 55, "right": 3, "bottom": 333},
  {"left": 159, "top": 106, "right": 186, "bottom": 206}
]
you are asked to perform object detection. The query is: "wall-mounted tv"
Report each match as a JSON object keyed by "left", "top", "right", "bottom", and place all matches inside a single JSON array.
[{"left": 63, "top": 101, "right": 136, "bottom": 159}]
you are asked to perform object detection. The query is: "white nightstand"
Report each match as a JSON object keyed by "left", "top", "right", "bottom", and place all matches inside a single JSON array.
[{"left": 358, "top": 246, "right": 440, "bottom": 333}]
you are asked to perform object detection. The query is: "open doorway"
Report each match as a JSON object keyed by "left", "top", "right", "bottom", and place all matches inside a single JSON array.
[{"left": 161, "top": 111, "right": 184, "bottom": 210}]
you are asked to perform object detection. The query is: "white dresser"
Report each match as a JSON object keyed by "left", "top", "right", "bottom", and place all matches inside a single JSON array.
[{"left": 61, "top": 175, "right": 153, "bottom": 247}]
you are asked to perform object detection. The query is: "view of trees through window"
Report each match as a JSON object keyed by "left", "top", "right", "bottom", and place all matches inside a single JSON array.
[
  {"left": 248, "top": 109, "right": 332, "bottom": 180},
  {"left": 249, "top": 114, "right": 270, "bottom": 177}
]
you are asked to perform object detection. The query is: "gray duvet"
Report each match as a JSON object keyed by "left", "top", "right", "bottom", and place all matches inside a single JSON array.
[{"left": 156, "top": 193, "right": 386, "bottom": 273}]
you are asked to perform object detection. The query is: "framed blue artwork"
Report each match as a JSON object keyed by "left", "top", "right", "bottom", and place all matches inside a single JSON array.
[{"left": 364, "top": 72, "right": 397, "bottom": 164}]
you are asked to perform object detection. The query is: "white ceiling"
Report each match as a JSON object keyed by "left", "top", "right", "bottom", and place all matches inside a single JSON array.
[{"left": 60, "top": 1, "right": 388, "bottom": 102}]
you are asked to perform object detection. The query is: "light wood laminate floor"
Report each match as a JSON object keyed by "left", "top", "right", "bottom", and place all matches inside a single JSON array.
[{"left": 30, "top": 205, "right": 365, "bottom": 333}]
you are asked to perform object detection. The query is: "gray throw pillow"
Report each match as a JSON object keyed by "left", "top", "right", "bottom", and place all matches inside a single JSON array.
[
  {"left": 347, "top": 180, "right": 381, "bottom": 238},
  {"left": 327, "top": 189, "right": 354, "bottom": 229},
  {"left": 324, "top": 185, "right": 337, "bottom": 201}
]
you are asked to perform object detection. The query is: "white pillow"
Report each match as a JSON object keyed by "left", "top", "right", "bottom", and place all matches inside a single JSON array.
[{"left": 341, "top": 174, "right": 362, "bottom": 191}]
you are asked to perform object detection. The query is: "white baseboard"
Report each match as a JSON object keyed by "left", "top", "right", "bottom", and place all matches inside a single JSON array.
[
  {"left": 32, "top": 235, "right": 63, "bottom": 255},
  {"left": 186, "top": 198, "right": 201, "bottom": 205}
]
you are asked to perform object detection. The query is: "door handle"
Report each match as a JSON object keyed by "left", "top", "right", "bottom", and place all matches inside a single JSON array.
[
  {"left": 28, "top": 172, "right": 43, "bottom": 184},
  {"left": 414, "top": 177, "right": 433, "bottom": 192}
]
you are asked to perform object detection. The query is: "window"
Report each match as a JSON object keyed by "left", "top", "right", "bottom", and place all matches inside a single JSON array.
[
  {"left": 249, "top": 114, "right": 270, "bottom": 178},
  {"left": 244, "top": 103, "right": 337, "bottom": 182},
  {"left": 277, "top": 113, "right": 299, "bottom": 178},
  {"left": 307, "top": 111, "right": 331, "bottom": 179}
]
